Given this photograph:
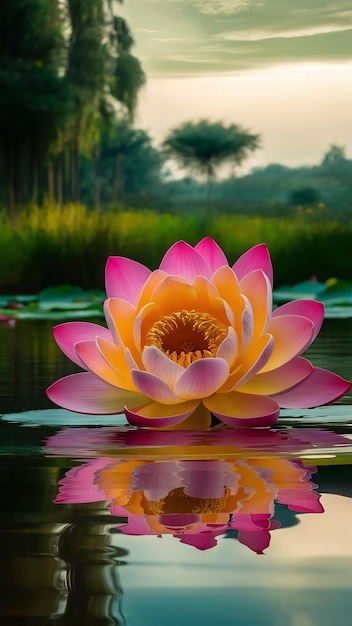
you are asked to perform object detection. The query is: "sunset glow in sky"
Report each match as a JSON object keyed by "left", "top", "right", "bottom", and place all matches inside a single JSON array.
[{"left": 121, "top": 0, "right": 352, "bottom": 172}]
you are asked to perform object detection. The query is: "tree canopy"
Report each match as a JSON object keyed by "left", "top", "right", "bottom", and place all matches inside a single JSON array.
[{"left": 163, "top": 119, "right": 260, "bottom": 202}]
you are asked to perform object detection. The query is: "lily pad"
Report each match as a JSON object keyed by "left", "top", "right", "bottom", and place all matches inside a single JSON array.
[
  {"left": 12, "top": 309, "right": 104, "bottom": 320},
  {"left": 0, "top": 285, "right": 106, "bottom": 320},
  {"left": 1, "top": 409, "right": 128, "bottom": 427},
  {"left": 2, "top": 406, "right": 351, "bottom": 428},
  {"left": 0, "top": 295, "right": 37, "bottom": 307},
  {"left": 38, "top": 285, "right": 105, "bottom": 311},
  {"left": 273, "top": 281, "right": 327, "bottom": 303},
  {"left": 280, "top": 406, "right": 352, "bottom": 424},
  {"left": 319, "top": 280, "right": 352, "bottom": 306},
  {"left": 324, "top": 306, "right": 352, "bottom": 319}
]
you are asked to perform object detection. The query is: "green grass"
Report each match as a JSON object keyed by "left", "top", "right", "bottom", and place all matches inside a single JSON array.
[{"left": 1, "top": 203, "right": 351, "bottom": 292}]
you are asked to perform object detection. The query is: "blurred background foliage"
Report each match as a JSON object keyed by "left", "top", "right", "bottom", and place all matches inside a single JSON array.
[{"left": 0, "top": 1, "right": 351, "bottom": 293}]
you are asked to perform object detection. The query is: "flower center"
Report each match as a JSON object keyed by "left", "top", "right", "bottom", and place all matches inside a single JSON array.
[
  {"left": 146, "top": 309, "right": 228, "bottom": 367},
  {"left": 141, "top": 486, "right": 232, "bottom": 515}
]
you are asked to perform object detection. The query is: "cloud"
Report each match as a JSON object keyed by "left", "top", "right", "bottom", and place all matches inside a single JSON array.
[
  {"left": 217, "top": 25, "right": 352, "bottom": 42},
  {"left": 190, "top": 0, "right": 255, "bottom": 15},
  {"left": 127, "top": 0, "right": 352, "bottom": 76}
]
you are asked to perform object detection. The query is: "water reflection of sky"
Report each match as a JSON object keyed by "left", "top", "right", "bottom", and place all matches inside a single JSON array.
[{"left": 111, "top": 494, "right": 352, "bottom": 625}]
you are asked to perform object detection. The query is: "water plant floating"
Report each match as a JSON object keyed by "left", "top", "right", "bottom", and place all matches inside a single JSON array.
[{"left": 47, "top": 239, "right": 351, "bottom": 429}]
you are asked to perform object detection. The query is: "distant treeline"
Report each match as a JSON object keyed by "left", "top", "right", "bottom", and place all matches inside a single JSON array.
[
  {"left": 163, "top": 145, "right": 352, "bottom": 219},
  {"left": 0, "top": 2, "right": 351, "bottom": 220}
]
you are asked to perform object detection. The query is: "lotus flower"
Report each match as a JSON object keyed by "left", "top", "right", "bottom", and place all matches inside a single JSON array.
[
  {"left": 54, "top": 453, "right": 323, "bottom": 554},
  {"left": 47, "top": 239, "right": 351, "bottom": 429}
]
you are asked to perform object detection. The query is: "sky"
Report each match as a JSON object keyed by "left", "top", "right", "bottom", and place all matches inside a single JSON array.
[{"left": 120, "top": 0, "right": 352, "bottom": 173}]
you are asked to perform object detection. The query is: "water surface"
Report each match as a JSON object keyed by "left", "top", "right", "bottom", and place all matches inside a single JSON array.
[{"left": 0, "top": 319, "right": 352, "bottom": 625}]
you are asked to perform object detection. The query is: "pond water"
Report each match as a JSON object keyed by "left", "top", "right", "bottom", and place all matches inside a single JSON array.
[{"left": 0, "top": 319, "right": 352, "bottom": 626}]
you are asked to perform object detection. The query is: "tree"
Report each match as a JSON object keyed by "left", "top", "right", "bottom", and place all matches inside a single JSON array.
[
  {"left": 321, "top": 144, "right": 347, "bottom": 168},
  {"left": 0, "top": 0, "right": 70, "bottom": 214},
  {"left": 0, "top": 0, "right": 147, "bottom": 210},
  {"left": 110, "top": 16, "right": 146, "bottom": 120},
  {"left": 162, "top": 120, "right": 260, "bottom": 204},
  {"left": 81, "top": 118, "right": 163, "bottom": 205},
  {"left": 290, "top": 186, "right": 319, "bottom": 207}
]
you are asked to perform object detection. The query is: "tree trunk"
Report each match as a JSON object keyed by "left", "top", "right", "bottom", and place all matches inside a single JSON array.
[
  {"left": 32, "top": 151, "right": 39, "bottom": 205},
  {"left": 48, "top": 163, "right": 55, "bottom": 202},
  {"left": 56, "top": 155, "right": 63, "bottom": 206},
  {"left": 70, "top": 143, "right": 80, "bottom": 202},
  {"left": 206, "top": 166, "right": 214, "bottom": 208},
  {"left": 8, "top": 147, "right": 21, "bottom": 221}
]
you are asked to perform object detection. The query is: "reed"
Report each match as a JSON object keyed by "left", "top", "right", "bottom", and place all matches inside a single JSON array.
[{"left": 0, "top": 203, "right": 351, "bottom": 292}]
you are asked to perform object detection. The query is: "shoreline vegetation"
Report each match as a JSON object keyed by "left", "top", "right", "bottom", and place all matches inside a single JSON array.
[{"left": 1, "top": 203, "right": 351, "bottom": 293}]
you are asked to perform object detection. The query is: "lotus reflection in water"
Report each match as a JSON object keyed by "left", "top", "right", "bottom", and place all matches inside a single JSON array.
[
  {"left": 46, "top": 427, "right": 350, "bottom": 555},
  {"left": 53, "top": 456, "right": 321, "bottom": 554},
  {"left": 47, "top": 239, "right": 351, "bottom": 429}
]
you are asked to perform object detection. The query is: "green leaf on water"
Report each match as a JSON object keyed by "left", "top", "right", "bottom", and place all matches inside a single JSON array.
[
  {"left": 319, "top": 280, "right": 352, "bottom": 306},
  {"left": 279, "top": 405, "right": 352, "bottom": 424},
  {"left": 13, "top": 309, "right": 104, "bottom": 320},
  {"left": 38, "top": 285, "right": 105, "bottom": 311},
  {"left": 1, "top": 409, "right": 128, "bottom": 427},
  {"left": 273, "top": 281, "right": 327, "bottom": 303},
  {"left": 324, "top": 306, "right": 352, "bottom": 319}
]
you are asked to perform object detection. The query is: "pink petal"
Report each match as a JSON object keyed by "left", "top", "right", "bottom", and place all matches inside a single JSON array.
[
  {"left": 174, "top": 358, "right": 230, "bottom": 400},
  {"left": 194, "top": 237, "right": 229, "bottom": 273},
  {"left": 142, "top": 346, "right": 184, "bottom": 387},
  {"left": 232, "top": 244, "right": 273, "bottom": 286},
  {"left": 203, "top": 391, "right": 280, "bottom": 427},
  {"left": 239, "top": 357, "right": 313, "bottom": 395},
  {"left": 75, "top": 340, "right": 135, "bottom": 390},
  {"left": 125, "top": 347, "right": 138, "bottom": 371},
  {"left": 159, "top": 513, "right": 200, "bottom": 528},
  {"left": 272, "top": 299, "right": 324, "bottom": 342},
  {"left": 159, "top": 240, "right": 211, "bottom": 280},
  {"left": 216, "top": 327, "right": 238, "bottom": 367},
  {"left": 105, "top": 256, "right": 151, "bottom": 304},
  {"left": 97, "top": 337, "right": 136, "bottom": 381},
  {"left": 115, "top": 514, "right": 153, "bottom": 535},
  {"left": 132, "top": 370, "right": 181, "bottom": 403},
  {"left": 240, "top": 295, "right": 254, "bottom": 352},
  {"left": 219, "top": 332, "right": 273, "bottom": 393},
  {"left": 133, "top": 461, "right": 182, "bottom": 500},
  {"left": 125, "top": 399, "right": 200, "bottom": 428},
  {"left": 178, "top": 533, "right": 219, "bottom": 550},
  {"left": 240, "top": 269, "right": 272, "bottom": 336},
  {"left": 55, "top": 459, "right": 110, "bottom": 504},
  {"left": 238, "top": 529, "right": 271, "bottom": 554},
  {"left": 53, "top": 322, "right": 113, "bottom": 368},
  {"left": 47, "top": 372, "right": 144, "bottom": 414},
  {"left": 262, "top": 314, "right": 314, "bottom": 372},
  {"left": 180, "top": 460, "right": 234, "bottom": 499},
  {"left": 232, "top": 334, "right": 274, "bottom": 389},
  {"left": 271, "top": 367, "right": 352, "bottom": 408},
  {"left": 280, "top": 489, "right": 324, "bottom": 513}
]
